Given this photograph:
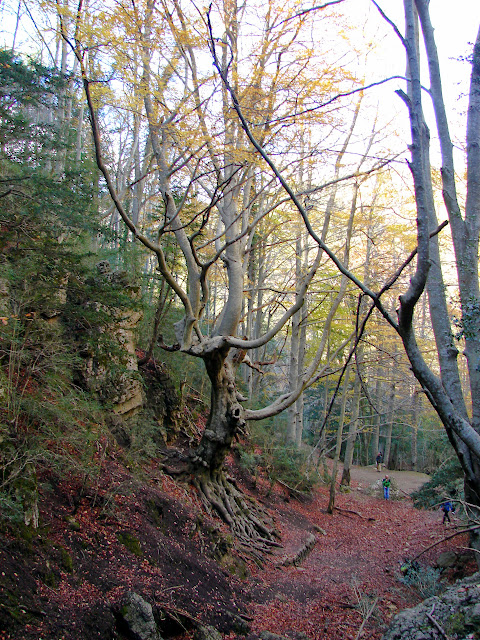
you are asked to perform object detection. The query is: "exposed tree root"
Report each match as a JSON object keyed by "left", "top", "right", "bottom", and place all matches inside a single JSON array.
[{"left": 193, "top": 471, "right": 280, "bottom": 556}]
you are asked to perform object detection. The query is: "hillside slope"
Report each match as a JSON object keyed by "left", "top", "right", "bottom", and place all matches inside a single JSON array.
[{"left": 0, "top": 447, "right": 475, "bottom": 640}]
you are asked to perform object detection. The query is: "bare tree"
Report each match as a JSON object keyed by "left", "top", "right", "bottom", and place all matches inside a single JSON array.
[
  {"left": 367, "top": 0, "right": 480, "bottom": 556},
  {"left": 55, "top": 0, "right": 374, "bottom": 549}
]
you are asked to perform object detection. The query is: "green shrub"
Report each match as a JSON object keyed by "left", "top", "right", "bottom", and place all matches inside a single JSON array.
[
  {"left": 245, "top": 418, "right": 319, "bottom": 494},
  {"left": 411, "top": 457, "right": 463, "bottom": 510},
  {"left": 399, "top": 560, "right": 444, "bottom": 598},
  {"left": 238, "top": 449, "right": 261, "bottom": 474}
]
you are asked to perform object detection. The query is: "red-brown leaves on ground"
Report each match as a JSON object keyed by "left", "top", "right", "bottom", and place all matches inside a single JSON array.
[{"left": 0, "top": 451, "right": 475, "bottom": 640}]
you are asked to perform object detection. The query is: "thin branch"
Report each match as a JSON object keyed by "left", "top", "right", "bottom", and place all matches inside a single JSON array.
[
  {"left": 259, "top": 77, "right": 413, "bottom": 128},
  {"left": 206, "top": 13, "right": 392, "bottom": 322},
  {"left": 355, "top": 597, "right": 379, "bottom": 640},
  {"left": 267, "top": 0, "right": 345, "bottom": 32},
  {"left": 24, "top": 0, "right": 56, "bottom": 64},
  {"left": 370, "top": 0, "right": 407, "bottom": 47},
  {"left": 426, "top": 604, "right": 451, "bottom": 640},
  {"left": 410, "top": 525, "right": 480, "bottom": 562}
]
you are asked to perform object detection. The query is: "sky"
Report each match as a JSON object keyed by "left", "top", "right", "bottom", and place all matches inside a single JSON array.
[{"left": 344, "top": 0, "right": 480, "bottom": 103}]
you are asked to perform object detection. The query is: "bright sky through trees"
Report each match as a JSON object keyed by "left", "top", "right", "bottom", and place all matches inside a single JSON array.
[{"left": 1, "top": 0, "right": 477, "bottom": 133}]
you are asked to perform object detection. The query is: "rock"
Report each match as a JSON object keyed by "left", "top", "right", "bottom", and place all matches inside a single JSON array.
[
  {"left": 259, "top": 632, "right": 289, "bottom": 640},
  {"left": 193, "top": 625, "right": 223, "bottom": 640},
  {"left": 436, "top": 550, "right": 457, "bottom": 569},
  {"left": 227, "top": 613, "right": 250, "bottom": 635},
  {"left": 81, "top": 265, "right": 144, "bottom": 418},
  {"left": 140, "top": 359, "right": 182, "bottom": 441},
  {"left": 466, "top": 602, "right": 480, "bottom": 626},
  {"left": 118, "top": 592, "right": 161, "bottom": 640},
  {"left": 382, "top": 571, "right": 480, "bottom": 640}
]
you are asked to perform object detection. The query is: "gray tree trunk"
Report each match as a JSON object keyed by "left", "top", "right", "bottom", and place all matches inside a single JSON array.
[
  {"left": 372, "top": 368, "right": 382, "bottom": 464},
  {"left": 340, "top": 358, "right": 362, "bottom": 486},
  {"left": 383, "top": 377, "right": 396, "bottom": 470},
  {"left": 328, "top": 360, "right": 352, "bottom": 512}
]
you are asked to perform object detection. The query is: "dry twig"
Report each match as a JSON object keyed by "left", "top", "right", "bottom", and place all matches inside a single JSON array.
[
  {"left": 410, "top": 525, "right": 480, "bottom": 562},
  {"left": 354, "top": 597, "right": 378, "bottom": 640},
  {"left": 425, "top": 603, "right": 451, "bottom": 640}
]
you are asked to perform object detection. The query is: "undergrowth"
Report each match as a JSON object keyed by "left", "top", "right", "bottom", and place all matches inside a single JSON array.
[
  {"left": 237, "top": 419, "right": 320, "bottom": 494},
  {"left": 398, "top": 560, "right": 444, "bottom": 599},
  {"left": 411, "top": 457, "right": 464, "bottom": 511}
]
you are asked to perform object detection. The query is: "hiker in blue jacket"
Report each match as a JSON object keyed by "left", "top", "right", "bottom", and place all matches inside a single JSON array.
[{"left": 440, "top": 500, "right": 454, "bottom": 524}]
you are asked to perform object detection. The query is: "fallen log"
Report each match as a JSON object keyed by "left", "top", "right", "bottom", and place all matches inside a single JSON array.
[{"left": 277, "top": 533, "right": 316, "bottom": 567}]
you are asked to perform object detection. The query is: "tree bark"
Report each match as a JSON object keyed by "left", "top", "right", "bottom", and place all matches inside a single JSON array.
[
  {"left": 383, "top": 376, "right": 396, "bottom": 469},
  {"left": 328, "top": 360, "right": 352, "bottom": 512},
  {"left": 340, "top": 360, "right": 362, "bottom": 486}
]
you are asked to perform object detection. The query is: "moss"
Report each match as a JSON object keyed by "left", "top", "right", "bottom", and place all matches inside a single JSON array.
[
  {"left": 116, "top": 531, "right": 143, "bottom": 557},
  {"left": 445, "top": 611, "right": 467, "bottom": 636},
  {"left": 41, "top": 566, "right": 58, "bottom": 588},
  {"left": 0, "top": 586, "right": 24, "bottom": 624},
  {"left": 59, "top": 546, "right": 74, "bottom": 573},
  {"left": 7, "top": 523, "right": 39, "bottom": 557},
  {"left": 65, "top": 515, "right": 81, "bottom": 531},
  {"left": 220, "top": 553, "right": 248, "bottom": 580}
]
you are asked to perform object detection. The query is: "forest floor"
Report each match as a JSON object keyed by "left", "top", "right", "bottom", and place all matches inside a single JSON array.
[
  {"left": 244, "top": 464, "right": 472, "bottom": 640},
  {"left": 0, "top": 453, "right": 475, "bottom": 640}
]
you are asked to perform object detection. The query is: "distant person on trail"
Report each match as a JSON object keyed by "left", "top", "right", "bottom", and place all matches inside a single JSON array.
[
  {"left": 382, "top": 475, "right": 391, "bottom": 500},
  {"left": 440, "top": 500, "right": 454, "bottom": 524},
  {"left": 376, "top": 451, "right": 383, "bottom": 472}
]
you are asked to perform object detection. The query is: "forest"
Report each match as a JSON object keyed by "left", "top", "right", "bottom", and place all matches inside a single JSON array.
[{"left": 1, "top": 0, "right": 480, "bottom": 638}]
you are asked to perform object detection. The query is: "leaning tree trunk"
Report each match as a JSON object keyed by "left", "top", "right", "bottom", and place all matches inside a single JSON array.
[
  {"left": 191, "top": 351, "right": 278, "bottom": 551},
  {"left": 395, "top": 0, "right": 480, "bottom": 563}
]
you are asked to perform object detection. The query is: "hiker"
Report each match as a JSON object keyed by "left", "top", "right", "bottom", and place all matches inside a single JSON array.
[
  {"left": 440, "top": 500, "right": 454, "bottom": 524},
  {"left": 382, "top": 475, "right": 391, "bottom": 500},
  {"left": 376, "top": 451, "right": 383, "bottom": 472}
]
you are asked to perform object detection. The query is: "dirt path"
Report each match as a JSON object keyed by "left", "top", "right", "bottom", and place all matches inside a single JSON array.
[
  {"left": 245, "top": 468, "right": 472, "bottom": 640},
  {"left": 349, "top": 464, "right": 430, "bottom": 495}
]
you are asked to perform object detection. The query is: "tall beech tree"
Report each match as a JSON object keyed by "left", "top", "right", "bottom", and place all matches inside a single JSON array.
[
  {"left": 51, "top": 0, "right": 383, "bottom": 547},
  {"left": 389, "top": 0, "right": 480, "bottom": 553},
  {"left": 8, "top": 0, "right": 479, "bottom": 554}
]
